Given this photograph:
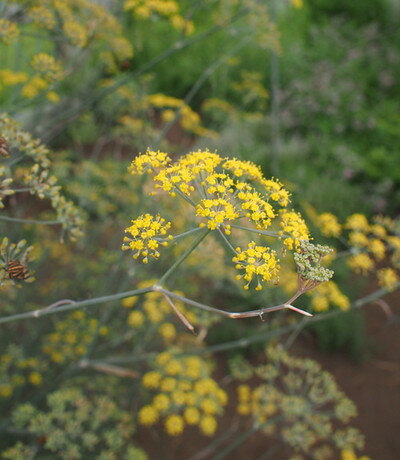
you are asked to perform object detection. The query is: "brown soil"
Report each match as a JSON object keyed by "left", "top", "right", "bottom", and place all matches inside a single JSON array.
[
  {"left": 293, "top": 296, "right": 400, "bottom": 460},
  {"left": 138, "top": 291, "right": 400, "bottom": 460}
]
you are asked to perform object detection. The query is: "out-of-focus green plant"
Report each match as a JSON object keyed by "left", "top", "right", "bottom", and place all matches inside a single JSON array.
[
  {"left": 0, "top": 115, "right": 84, "bottom": 292},
  {"left": 232, "top": 345, "right": 366, "bottom": 459},
  {"left": 4, "top": 387, "right": 146, "bottom": 459}
]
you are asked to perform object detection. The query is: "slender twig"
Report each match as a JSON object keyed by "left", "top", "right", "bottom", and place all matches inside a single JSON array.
[
  {"left": 161, "top": 292, "right": 195, "bottom": 333},
  {"left": 0, "top": 215, "right": 63, "bottom": 225},
  {"left": 0, "top": 287, "right": 152, "bottom": 325},
  {"left": 155, "top": 226, "right": 203, "bottom": 242},
  {"left": 230, "top": 224, "right": 280, "bottom": 237},
  {"left": 157, "top": 228, "right": 211, "bottom": 285},
  {"left": 79, "top": 360, "right": 138, "bottom": 379},
  {"left": 38, "top": 299, "right": 76, "bottom": 315},
  {"left": 217, "top": 228, "right": 238, "bottom": 256},
  {"left": 172, "top": 186, "right": 197, "bottom": 207},
  {"left": 155, "top": 286, "right": 311, "bottom": 319}
]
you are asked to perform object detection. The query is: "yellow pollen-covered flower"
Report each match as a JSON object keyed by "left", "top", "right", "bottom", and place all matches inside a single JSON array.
[
  {"left": 368, "top": 238, "right": 385, "bottom": 261},
  {"left": 29, "top": 5, "right": 56, "bottom": 29},
  {"left": 122, "top": 213, "right": 172, "bottom": 263},
  {"left": 142, "top": 371, "right": 162, "bottom": 389},
  {"left": 196, "top": 197, "right": 239, "bottom": 230},
  {"left": 138, "top": 405, "right": 159, "bottom": 426},
  {"left": 122, "top": 296, "right": 137, "bottom": 308},
  {"left": 153, "top": 393, "right": 170, "bottom": 411},
  {"left": 377, "top": 268, "right": 398, "bottom": 291},
  {"left": 0, "top": 19, "right": 20, "bottom": 45},
  {"left": 28, "top": 372, "right": 42, "bottom": 385},
  {"left": 184, "top": 407, "right": 200, "bottom": 425},
  {"left": 347, "top": 253, "right": 374, "bottom": 275},
  {"left": 165, "top": 414, "right": 184, "bottom": 436},
  {"left": 128, "top": 310, "right": 145, "bottom": 327},
  {"left": 63, "top": 21, "right": 88, "bottom": 48},
  {"left": 233, "top": 242, "right": 280, "bottom": 290},
  {"left": 129, "top": 148, "right": 171, "bottom": 175},
  {"left": 349, "top": 232, "right": 369, "bottom": 247},
  {"left": 158, "top": 323, "right": 177, "bottom": 341},
  {"left": 345, "top": 214, "right": 369, "bottom": 232},
  {"left": 31, "top": 53, "right": 63, "bottom": 82},
  {"left": 279, "top": 210, "right": 310, "bottom": 250},
  {"left": 199, "top": 415, "right": 217, "bottom": 435},
  {"left": 317, "top": 213, "right": 342, "bottom": 237}
]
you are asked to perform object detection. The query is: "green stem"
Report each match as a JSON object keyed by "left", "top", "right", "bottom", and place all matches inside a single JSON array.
[
  {"left": 156, "top": 228, "right": 211, "bottom": 286},
  {"left": 0, "top": 215, "right": 63, "bottom": 225},
  {"left": 217, "top": 228, "right": 237, "bottom": 256},
  {"left": 173, "top": 186, "right": 197, "bottom": 207},
  {"left": 156, "top": 226, "right": 203, "bottom": 242},
  {"left": 0, "top": 287, "right": 152, "bottom": 325},
  {"left": 231, "top": 224, "right": 280, "bottom": 237}
]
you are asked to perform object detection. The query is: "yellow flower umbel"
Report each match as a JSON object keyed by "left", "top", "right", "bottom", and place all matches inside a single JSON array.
[
  {"left": 317, "top": 213, "right": 342, "bottom": 237},
  {"left": 31, "top": 53, "right": 63, "bottom": 83},
  {"left": 41, "top": 311, "right": 108, "bottom": 363},
  {"left": 309, "top": 281, "right": 350, "bottom": 312},
  {"left": 347, "top": 253, "right": 374, "bottom": 275},
  {"left": 377, "top": 268, "right": 398, "bottom": 291},
  {"left": 138, "top": 352, "right": 227, "bottom": 436},
  {"left": 233, "top": 242, "right": 280, "bottom": 290},
  {"left": 124, "top": 148, "right": 318, "bottom": 291},
  {"left": 128, "top": 148, "right": 171, "bottom": 175},
  {"left": 279, "top": 210, "right": 310, "bottom": 250},
  {"left": 0, "top": 19, "right": 20, "bottom": 45},
  {"left": 345, "top": 214, "right": 369, "bottom": 232},
  {"left": 122, "top": 214, "right": 172, "bottom": 263}
]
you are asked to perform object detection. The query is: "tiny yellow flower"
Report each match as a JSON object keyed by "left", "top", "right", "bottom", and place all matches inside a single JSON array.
[
  {"left": 184, "top": 407, "right": 200, "bottom": 425},
  {"left": 199, "top": 415, "right": 217, "bottom": 436},
  {"left": 122, "top": 296, "right": 137, "bottom": 308},
  {"left": 28, "top": 372, "right": 42, "bottom": 385},
  {"left": 128, "top": 310, "right": 145, "bottom": 327},
  {"left": 138, "top": 405, "right": 159, "bottom": 426},
  {"left": 165, "top": 414, "right": 184, "bottom": 436},
  {"left": 142, "top": 371, "right": 162, "bottom": 389}
]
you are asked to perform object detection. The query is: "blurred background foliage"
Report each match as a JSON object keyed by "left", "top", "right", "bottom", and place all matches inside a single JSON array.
[{"left": 1, "top": 0, "right": 399, "bottom": 458}]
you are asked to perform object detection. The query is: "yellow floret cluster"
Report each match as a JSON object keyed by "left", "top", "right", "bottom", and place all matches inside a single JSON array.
[
  {"left": 0, "top": 19, "right": 20, "bottom": 45},
  {"left": 124, "top": 1, "right": 194, "bottom": 34},
  {"left": 279, "top": 210, "right": 310, "bottom": 250},
  {"left": 344, "top": 214, "right": 400, "bottom": 277},
  {"left": 41, "top": 311, "right": 108, "bottom": 363},
  {"left": 317, "top": 212, "right": 342, "bottom": 237},
  {"left": 122, "top": 214, "right": 172, "bottom": 263},
  {"left": 377, "top": 267, "right": 398, "bottom": 291},
  {"left": 31, "top": 53, "right": 63, "bottom": 83},
  {"left": 128, "top": 148, "right": 171, "bottom": 175},
  {"left": 309, "top": 281, "right": 350, "bottom": 312},
  {"left": 125, "top": 148, "right": 314, "bottom": 290},
  {"left": 233, "top": 242, "right": 280, "bottom": 290},
  {"left": 139, "top": 351, "right": 227, "bottom": 436},
  {"left": 0, "top": 345, "right": 45, "bottom": 399}
]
